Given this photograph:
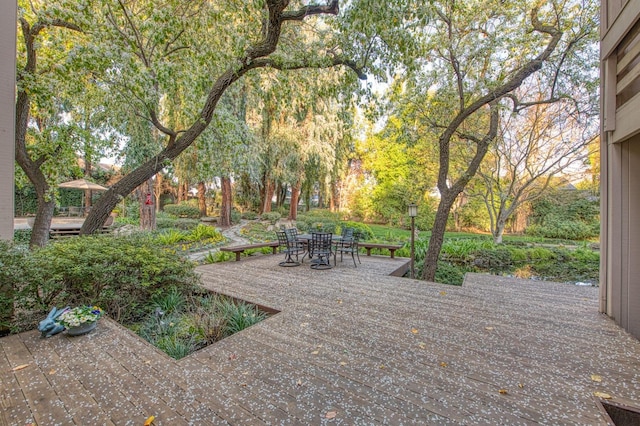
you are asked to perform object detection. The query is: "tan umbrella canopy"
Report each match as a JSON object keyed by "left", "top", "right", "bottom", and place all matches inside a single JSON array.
[{"left": 59, "top": 179, "right": 108, "bottom": 191}]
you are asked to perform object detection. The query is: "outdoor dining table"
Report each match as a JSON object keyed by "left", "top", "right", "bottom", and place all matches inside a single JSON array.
[{"left": 295, "top": 233, "right": 343, "bottom": 269}]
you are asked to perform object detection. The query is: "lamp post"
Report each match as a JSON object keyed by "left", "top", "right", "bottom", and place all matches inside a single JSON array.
[{"left": 408, "top": 203, "right": 417, "bottom": 279}]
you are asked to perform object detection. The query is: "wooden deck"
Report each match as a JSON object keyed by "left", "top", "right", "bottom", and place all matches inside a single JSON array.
[{"left": 2, "top": 254, "right": 640, "bottom": 425}]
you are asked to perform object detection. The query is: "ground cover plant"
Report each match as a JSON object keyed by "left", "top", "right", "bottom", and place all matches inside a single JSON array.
[{"left": 130, "top": 288, "right": 269, "bottom": 360}]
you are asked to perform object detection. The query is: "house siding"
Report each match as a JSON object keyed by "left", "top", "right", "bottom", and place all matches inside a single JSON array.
[
  {"left": 601, "top": 0, "right": 640, "bottom": 338},
  {"left": 0, "top": 1, "right": 16, "bottom": 241}
]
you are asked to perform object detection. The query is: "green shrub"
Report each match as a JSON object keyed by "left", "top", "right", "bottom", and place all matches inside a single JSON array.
[
  {"left": 433, "top": 261, "right": 467, "bottom": 286},
  {"left": 231, "top": 209, "right": 242, "bottom": 224},
  {"left": 151, "top": 287, "right": 185, "bottom": 315},
  {"left": 242, "top": 211, "right": 259, "bottom": 220},
  {"left": 164, "top": 203, "right": 201, "bottom": 219},
  {"left": 261, "top": 211, "right": 281, "bottom": 224},
  {"left": 203, "top": 251, "right": 234, "bottom": 263},
  {"left": 340, "top": 222, "right": 374, "bottom": 240},
  {"left": 13, "top": 229, "right": 31, "bottom": 244},
  {"left": 187, "top": 224, "right": 222, "bottom": 242},
  {"left": 156, "top": 217, "right": 200, "bottom": 230},
  {"left": 154, "top": 229, "right": 190, "bottom": 245},
  {"left": 8, "top": 234, "right": 199, "bottom": 331}
]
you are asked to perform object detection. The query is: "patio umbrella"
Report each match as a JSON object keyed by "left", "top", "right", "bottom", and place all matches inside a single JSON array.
[
  {"left": 58, "top": 179, "right": 109, "bottom": 214},
  {"left": 58, "top": 179, "right": 108, "bottom": 191}
]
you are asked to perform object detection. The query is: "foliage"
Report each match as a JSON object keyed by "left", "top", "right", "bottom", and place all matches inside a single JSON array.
[
  {"left": 13, "top": 229, "right": 32, "bottom": 245},
  {"left": 133, "top": 292, "right": 267, "bottom": 360},
  {"left": 340, "top": 222, "right": 374, "bottom": 240},
  {"left": 163, "top": 203, "right": 201, "bottom": 219},
  {"left": 412, "top": 236, "right": 599, "bottom": 285},
  {"left": 526, "top": 189, "right": 600, "bottom": 240},
  {"left": 5, "top": 234, "right": 200, "bottom": 331},
  {"left": 242, "top": 211, "right": 259, "bottom": 220},
  {"left": 261, "top": 211, "right": 281, "bottom": 224},
  {"left": 203, "top": 251, "right": 235, "bottom": 264}
]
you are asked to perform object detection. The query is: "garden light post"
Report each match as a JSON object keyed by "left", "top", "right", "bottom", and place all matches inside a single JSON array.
[{"left": 408, "top": 203, "right": 417, "bottom": 279}]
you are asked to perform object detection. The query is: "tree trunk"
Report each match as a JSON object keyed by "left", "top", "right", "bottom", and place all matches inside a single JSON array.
[
  {"left": 219, "top": 176, "right": 232, "bottom": 227},
  {"left": 84, "top": 157, "right": 92, "bottom": 215},
  {"left": 139, "top": 178, "right": 156, "bottom": 231},
  {"left": 493, "top": 213, "right": 508, "bottom": 244},
  {"left": 262, "top": 179, "right": 274, "bottom": 213},
  {"left": 421, "top": 195, "right": 456, "bottom": 282},
  {"left": 30, "top": 197, "right": 56, "bottom": 248},
  {"left": 197, "top": 181, "right": 207, "bottom": 217},
  {"left": 154, "top": 173, "right": 163, "bottom": 212},
  {"left": 288, "top": 180, "right": 301, "bottom": 220}
]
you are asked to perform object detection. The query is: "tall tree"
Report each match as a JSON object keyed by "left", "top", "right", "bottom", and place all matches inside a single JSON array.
[
  {"left": 15, "top": 0, "right": 93, "bottom": 247},
  {"left": 350, "top": 0, "right": 597, "bottom": 281},
  {"left": 80, "top": 0, "right": 363, "bottom": 234},
  {"left": 475, "top": 85, "right": 596, "bottom": 243}
]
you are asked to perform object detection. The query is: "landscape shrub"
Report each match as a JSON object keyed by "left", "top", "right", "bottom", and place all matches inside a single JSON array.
[
  {"left": 163, "top": 203, "right": 201, "bottom": 219},
  {"left": 261, "top": 211, "right": 281, "bottom": 224},
  {"left": 242, "top": 211, "right": 259, "bottom": 220},
  {"left": 13, "top": 229, "right": 31, "bottom": 244},
  {"left": 231, "top": 208, "right": 242, "bottom": 224},
  {"left": 340, "top": 221, "right": 374, "bottom": 240},
  {"left": 526, "top": 217, "right": 594, "bottom": 240},
  {"left": 8, "top": 234, "right": 200, "bottom": 331}
]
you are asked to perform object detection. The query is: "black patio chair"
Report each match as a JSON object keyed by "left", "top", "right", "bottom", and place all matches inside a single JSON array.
[
  {"left": 309, "top": 232, "right": 333, "bottom": 270},
  {"left": 276, "top": 231, "right": 305, "bottom": 267},
  {"left": 334, "top": 229, "right": 361, "bottom": 267}
]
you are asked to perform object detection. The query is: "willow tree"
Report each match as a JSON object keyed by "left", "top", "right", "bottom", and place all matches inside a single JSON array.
[{"left": 80, "top": 0, "right": 364, "bottom": 234}]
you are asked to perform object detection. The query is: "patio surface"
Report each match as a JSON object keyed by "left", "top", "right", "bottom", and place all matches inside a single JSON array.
[{"left": 1, "top": 254, "right": 640, "bottom": 425}]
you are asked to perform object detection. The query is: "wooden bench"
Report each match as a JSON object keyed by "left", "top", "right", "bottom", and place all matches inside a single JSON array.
[
  {"left": 220, "top": 241, "right": 280, "bottom": 261},
  {"left": 359, "top": 242, "right": 403, "bottom": 259}
]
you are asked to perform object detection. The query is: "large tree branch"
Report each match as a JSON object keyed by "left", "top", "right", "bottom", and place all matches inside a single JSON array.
[{"left": 282, "top": 0, "right": 339, "bottom": 21}]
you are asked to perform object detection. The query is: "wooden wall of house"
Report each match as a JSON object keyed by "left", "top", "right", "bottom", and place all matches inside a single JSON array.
[
  {"left": 0, "top": 2, "right": 16, "bottom": 241},
  {"left": 601, "top": 0, "right": 640, "bottom": 339}
]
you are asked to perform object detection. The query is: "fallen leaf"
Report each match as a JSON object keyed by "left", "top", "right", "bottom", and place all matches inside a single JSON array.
[
  {"left": 12, "top": 364, "right": 29, "bottom": 371},
  {"left": 591, "top": 374, "right": 602, "bottom": 382},
  {"left": 325, "top": 411, "right": 337, "bottom": 419},
  {"left": 440, "top": 291, "right": 447, "bottom": 296},
  {"left": 411, "top": 328, "right": 419, "bottom": 334},
  {"left": 499, "top": 389, "right": 508, "bottom": 395},
  {"left": 379, "top": 364, "right": 385, "bottom": 369},
  {"left": 418, "top": 342, "right": 426, "bottom": 349},
  {"left": 311, "top": 351, "right": 319, "bottom": 355},
  {"left": 297, "top": 379, "right": 302, "bottom": 386},
  {"left": 48, "top": 369, "right": 56, "bottom": 375},
  {"left": 485, "top": 327, "right": 494, "bottom": 331},
  {"left": 440, "top": 362, "right": 447, "bottom": 368},
  {"left": 518, "top": 383, "right": 524, "bottom": 389},
  {"left": 594, "top": 391, "right": 612, "bottom": 399},
  {"left": 143, "top": 415, "right": 155, "bottom": 425},
  {"left": 339, "top": 362, "right": 347, "bottom": 366},
  {"left": 336, "top": 299, "right": 343, "bottom": 304}
]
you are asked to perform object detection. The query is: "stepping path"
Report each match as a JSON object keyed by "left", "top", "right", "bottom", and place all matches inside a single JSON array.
[{"left": 187, "top": 221, "right": 252, "bottom": 262}]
